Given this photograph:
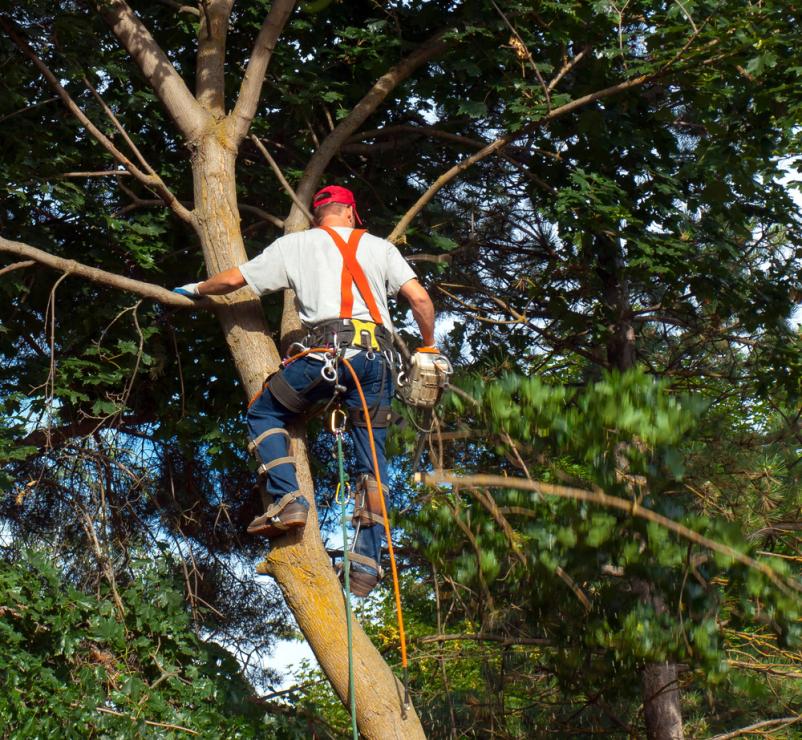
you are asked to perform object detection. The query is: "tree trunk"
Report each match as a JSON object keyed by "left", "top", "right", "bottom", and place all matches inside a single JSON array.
[
  {"left": 594, "top": 234, "right": 684, "bottom": 740},
  {"left": 190, "top": 129, "right": 425, "bottom": 739},
  {"left": 642, "top": 662, "right": 684, "bottom": 740}
]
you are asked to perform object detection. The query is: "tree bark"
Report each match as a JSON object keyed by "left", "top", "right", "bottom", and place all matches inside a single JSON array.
[{"left": 642, "top": 662, "right": 684, "bottom": 740}]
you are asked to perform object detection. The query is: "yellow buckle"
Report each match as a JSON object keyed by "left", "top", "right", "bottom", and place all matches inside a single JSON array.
[{"left": 350, "top": 319, "right": 379, "bottom": 350}]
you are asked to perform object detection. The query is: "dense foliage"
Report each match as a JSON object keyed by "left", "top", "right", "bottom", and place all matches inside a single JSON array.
[
  {"left": 2, "top": 0, "right": 801, "bottom": 737},
  {"left": 0, "top": 548, "right": 313, "bottom": 737}
]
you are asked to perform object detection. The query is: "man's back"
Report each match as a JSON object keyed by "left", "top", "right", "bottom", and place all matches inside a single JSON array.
[{"left": 239, "top": 226, "right": 415, "bottom": 328}]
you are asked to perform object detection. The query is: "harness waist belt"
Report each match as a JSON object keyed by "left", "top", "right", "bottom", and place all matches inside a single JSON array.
[{"left": 308, "top": 318, "right": 393, "bottom": 352}]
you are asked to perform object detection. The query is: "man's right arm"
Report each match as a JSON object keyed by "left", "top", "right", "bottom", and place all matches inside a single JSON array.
[
  {"left": 398, "top": 278, "right": 436, "bottom": 346},
  {"left": 173, "top": 267, "right": 246, "bottom": 298}
]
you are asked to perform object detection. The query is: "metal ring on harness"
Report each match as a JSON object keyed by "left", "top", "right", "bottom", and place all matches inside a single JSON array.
[{"left": 321, "top": 361, "right": 337, "bottom": 382}]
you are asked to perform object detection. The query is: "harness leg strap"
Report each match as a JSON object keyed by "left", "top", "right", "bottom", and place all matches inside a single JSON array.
[{"left": 353, "top": 473, "right": 385, "bottom": 527}]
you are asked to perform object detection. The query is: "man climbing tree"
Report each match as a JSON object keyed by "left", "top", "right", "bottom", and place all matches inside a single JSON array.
[{"left": 175, "top": 184, "right": 437, "bottom": 596}]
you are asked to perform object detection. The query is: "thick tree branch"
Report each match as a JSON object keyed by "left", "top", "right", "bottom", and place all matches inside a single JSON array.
[
  {"left": 96, "top": 0, "right": 208, "bottom": 143},
  {"left": 196, "top": 0, "right": 234, "bottom": 115},
  {"left": 0, "top": 236, "right": 211, "bottom": 308},
  {"left": 286, "top": 30, "right": 451, "bottom": 230},
  {"left": 229, "top": 0, "right": 298, "bottom": 144}
]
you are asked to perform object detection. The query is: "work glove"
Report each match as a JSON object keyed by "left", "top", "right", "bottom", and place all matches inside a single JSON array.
[{"left": 172, "top": 282, "right": 202, "bottom": 298}]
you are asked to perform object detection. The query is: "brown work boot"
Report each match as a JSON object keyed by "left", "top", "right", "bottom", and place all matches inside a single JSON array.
[
  {"left": 337, "top": 552, "right": 382, "bottom": 597},
  {"left": 348, "top": 567, "right": 380, "bottom": 597},
  {"left": 247, "top": 493, "right": 308, "bottom": 538}
]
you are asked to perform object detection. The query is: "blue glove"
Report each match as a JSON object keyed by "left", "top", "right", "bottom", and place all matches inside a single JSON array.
[{"left": 173, "top": 282, "right": 201, "bottom": 298}]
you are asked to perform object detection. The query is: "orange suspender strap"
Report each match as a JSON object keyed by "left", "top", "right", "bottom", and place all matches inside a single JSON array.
[{"left": 319, "top": 226, "right": 384, "bottom": 325}]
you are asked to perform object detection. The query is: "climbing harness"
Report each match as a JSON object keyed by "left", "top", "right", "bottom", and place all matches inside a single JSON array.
[{"left": 330, "top": 408, "right": 359, "bottom": 740}]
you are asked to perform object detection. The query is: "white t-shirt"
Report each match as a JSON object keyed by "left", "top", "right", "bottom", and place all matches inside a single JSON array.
[{"left": 239, "top": 227, "right": 417, "bottom": 330}]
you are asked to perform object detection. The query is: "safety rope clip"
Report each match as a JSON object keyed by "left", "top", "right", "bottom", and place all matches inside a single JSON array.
[{"left": 329, "top": 407, "right": 348, "bottom": 435}]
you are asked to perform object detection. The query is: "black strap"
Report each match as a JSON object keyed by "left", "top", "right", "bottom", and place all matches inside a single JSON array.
[
  {"left": 267, "top": 372, "right": 315, "bottom": 413},
  {"left": 347, "top": 405, "right": 396, "bottom": 429}
]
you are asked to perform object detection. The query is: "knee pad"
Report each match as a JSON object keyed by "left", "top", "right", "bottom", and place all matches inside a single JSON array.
[{"left": 247, "top": 428, "right": 295, "bottom": 477}]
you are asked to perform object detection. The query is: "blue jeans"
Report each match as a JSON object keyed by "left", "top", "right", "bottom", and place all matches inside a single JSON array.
[{"left": 246, "top": 352, "right": 392, "bottom": 574}]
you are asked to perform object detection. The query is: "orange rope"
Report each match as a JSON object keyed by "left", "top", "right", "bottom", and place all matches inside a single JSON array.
[{"left": 341, "top": 357, "right": 408, "bottom": 673}]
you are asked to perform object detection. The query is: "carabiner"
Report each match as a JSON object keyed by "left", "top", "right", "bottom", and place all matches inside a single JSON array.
[
  {"left": 329, "top": 407, "right": 348, "bottom": 435},
  {"left": 334, "top": 480, "right": 351, "bottom": 505}
]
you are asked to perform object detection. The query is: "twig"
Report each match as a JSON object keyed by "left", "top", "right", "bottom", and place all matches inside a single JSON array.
[
  {"left": 249, "top": 135, "right": 314, "bottom": 222},
  {"left": 55, "top": 170, "right": 132, "bottom": 178},
  {"left": 490, "top": 0, "right": 550, "bottom": 109},
  {"left": 0, "top": 260, "right": 35, "bottom": 277},
  {"left": 708, "top": 715, "right": 802, "bottom": 740},
  {"left": 547, "top": 46, "right": 590, "bottom": 92},
  {"left": 82, "top": 75, "right": 155, "bottom": 174},
  {"left": 95, "top": 706, "right": 199, "bottom": 735}
]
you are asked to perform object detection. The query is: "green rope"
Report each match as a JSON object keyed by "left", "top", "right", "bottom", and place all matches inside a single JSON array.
[{"left": 335, "top": 428, "right": 358, "bottom": 740}]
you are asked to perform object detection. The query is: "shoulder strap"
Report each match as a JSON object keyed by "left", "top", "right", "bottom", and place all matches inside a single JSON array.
[{"left": 319, "top": 226, "right": 384, "bottom": 324}]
